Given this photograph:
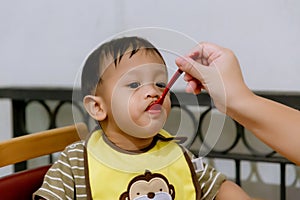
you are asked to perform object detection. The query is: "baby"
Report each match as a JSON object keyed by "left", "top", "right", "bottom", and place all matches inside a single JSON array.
[{"left": 34, "top": 36, "right": 251, "bottom": 199}]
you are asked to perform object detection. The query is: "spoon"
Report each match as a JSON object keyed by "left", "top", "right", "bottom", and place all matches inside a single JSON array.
[{"left": 147, "top": 69, "right": 183, "bottom": 111}]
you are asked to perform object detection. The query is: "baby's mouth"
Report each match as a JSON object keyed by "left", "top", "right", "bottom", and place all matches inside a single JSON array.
[{"left": 146, "top": 101, "right": 162, "bottom": 111}]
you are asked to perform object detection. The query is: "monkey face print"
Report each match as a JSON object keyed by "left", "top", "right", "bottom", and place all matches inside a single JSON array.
[{"left": 120, "top": 171, "right": 175, "bottom": 200}]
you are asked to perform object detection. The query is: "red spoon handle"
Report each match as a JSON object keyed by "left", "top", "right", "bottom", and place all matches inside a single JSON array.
[
  {"left": 161, "top": 69, "right": 183, "bottom": 99},
  {"left": 147, "top": 69, "right": 183, "bottom": 110}
]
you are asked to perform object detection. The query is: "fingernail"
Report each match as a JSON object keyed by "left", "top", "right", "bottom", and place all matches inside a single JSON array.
[
  {"left": 186, "top": 83, "right": 193, "bottom": 93},
  {"left": 177, "top": 57, "right": 187, "bottom": 65}
]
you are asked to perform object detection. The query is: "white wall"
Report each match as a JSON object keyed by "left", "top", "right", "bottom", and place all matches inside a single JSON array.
[
  {"left": 1, "top": 0, "right": 299, "bottom": 198},
  {"left": 0, "top": 0, "right": 299, "bottom": 90}
]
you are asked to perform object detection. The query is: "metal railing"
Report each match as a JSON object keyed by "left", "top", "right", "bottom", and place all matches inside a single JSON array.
[{"left": 0, "top": 87, "right": 299, "bottom": 200}]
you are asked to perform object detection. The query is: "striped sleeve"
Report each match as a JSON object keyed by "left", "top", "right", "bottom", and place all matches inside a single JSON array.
[
  {"left": 33, "top": 142, "right": 87, "bottom": 200},
  {"left": 198, "top": 162, "right": 226, "bottom": 200},
  {"left": 185, "top": 149, "right": 226, "bottom": 200}
]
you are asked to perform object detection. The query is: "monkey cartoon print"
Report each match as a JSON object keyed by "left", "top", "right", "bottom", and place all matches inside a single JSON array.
[{"left": 120, "top": 171, "right": 175, "bottom": 200}]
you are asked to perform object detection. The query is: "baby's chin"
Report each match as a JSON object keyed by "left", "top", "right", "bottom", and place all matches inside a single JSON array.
[
  {"left": 120, "top": 122, "right": 164, "bottom": 139},
  {"left": 115, "top": 109, "right": 167, "bottom": 139},
  {"left": 125, "top": 128, "right": 161, "bottom": 139}
]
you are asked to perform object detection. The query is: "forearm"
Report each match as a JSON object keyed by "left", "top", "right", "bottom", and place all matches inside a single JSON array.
[
  {"left": 176, "top": 42, "right": 300, "bottom": 165},
  {"left": 227, "top": 92, "right": 300, "bottom": 165}
]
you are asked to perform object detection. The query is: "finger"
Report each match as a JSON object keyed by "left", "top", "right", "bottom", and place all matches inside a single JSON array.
[
  {"left": 185, "top": 84, "right": 194, "bottom": 94},
  {"left": 188, "top": 42, "right": 223, "bottom": 63},
  {"left": 183, "top": 73, "right": 203, "bottom": 89},
  {"left": 175, "top": 56, "right": 205, "bottom": 82},
  {"left": 183, "top": 73, "right": 194, "bottom": 82},
  {"left": 186, "top": 80, "right": 203, "bottom": 95}
]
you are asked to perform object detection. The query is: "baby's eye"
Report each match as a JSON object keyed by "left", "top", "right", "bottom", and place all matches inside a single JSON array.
[
  {"left": 127, "top": 82, "right": 141, "bottom": 89},
  {"left": 156, "top": 82, "right": 166, "bottom": 88}
]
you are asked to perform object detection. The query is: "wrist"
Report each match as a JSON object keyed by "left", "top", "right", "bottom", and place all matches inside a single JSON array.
[{"left": 225, "top": 86, "right": 255, "bottom": 117}]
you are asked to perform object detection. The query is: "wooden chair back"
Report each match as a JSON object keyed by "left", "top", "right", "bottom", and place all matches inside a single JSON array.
[{"left": 0, "top": 123, "right": 88, "bottom": 200}]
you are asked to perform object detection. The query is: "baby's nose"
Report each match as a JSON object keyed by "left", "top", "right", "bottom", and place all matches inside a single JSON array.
[{"left": 144, "top": 84, "right": 160, "bottom": 99}]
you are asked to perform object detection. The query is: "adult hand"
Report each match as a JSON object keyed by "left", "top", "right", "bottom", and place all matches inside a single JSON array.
[
  {"left": 176, "top": 42, "right": 300, "bottom": 165},
  {"left": 175, "top": 42, "right": 251, "bottom": 113}
]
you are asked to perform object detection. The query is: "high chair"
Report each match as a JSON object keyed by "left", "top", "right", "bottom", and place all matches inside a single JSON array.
[{"left": 0, "top": 123, "right": 88, "bottom": 200}]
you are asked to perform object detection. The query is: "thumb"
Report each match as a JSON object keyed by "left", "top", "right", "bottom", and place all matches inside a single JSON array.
[{"left": 175, "top": 56, "right": 206, "bottom": 83}]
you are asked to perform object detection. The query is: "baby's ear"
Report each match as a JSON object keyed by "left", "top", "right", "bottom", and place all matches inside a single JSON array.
[{"left": 83, "top": 95, "right": 107, "bottom": 121}]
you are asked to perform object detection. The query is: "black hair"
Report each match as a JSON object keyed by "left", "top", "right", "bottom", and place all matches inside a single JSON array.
[{"left": 81, "top": 36, "right": 165, "bottom": 98}]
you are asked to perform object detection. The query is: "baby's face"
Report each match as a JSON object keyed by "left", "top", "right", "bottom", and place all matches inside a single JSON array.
[{"left": 97, "top": 50, "right": 171, "bottom": 139}]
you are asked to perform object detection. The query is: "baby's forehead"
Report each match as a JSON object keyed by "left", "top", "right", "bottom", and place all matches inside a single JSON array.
[
  {"left": 100, "top": 49, "right": 167, "bottom": 78},
  {"left": 122, "top": 63, "right": 168, "bottom": 77},
  {"left": 102, "top": 48, "right": 164, "bottom": 65}
]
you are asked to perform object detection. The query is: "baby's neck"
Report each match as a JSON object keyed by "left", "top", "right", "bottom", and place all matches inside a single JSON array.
[{"left": 103, "top": 130, "right": 154, "bottom": 152}]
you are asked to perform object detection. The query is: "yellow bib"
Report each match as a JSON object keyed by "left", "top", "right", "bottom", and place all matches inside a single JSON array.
[{"left": 87, "top": 130, "right": 200, "bottom": 199}]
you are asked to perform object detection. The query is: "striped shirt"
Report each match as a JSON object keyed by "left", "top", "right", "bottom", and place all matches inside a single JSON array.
[{"left": 34, "top": 141, "right": 225, "bottom": 200}]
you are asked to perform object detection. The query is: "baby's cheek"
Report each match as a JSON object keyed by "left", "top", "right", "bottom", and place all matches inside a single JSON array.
[
  {"left": 111, "top": 90, "right": 132, "bottom": 116},
  {"left": 128, "top": 97, "right": 143, "bottom": 118}
]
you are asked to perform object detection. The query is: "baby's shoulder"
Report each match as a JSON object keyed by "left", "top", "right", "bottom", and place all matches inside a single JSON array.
[{"left": 62, "top": 141, "right": 86, "bottom": 158}]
